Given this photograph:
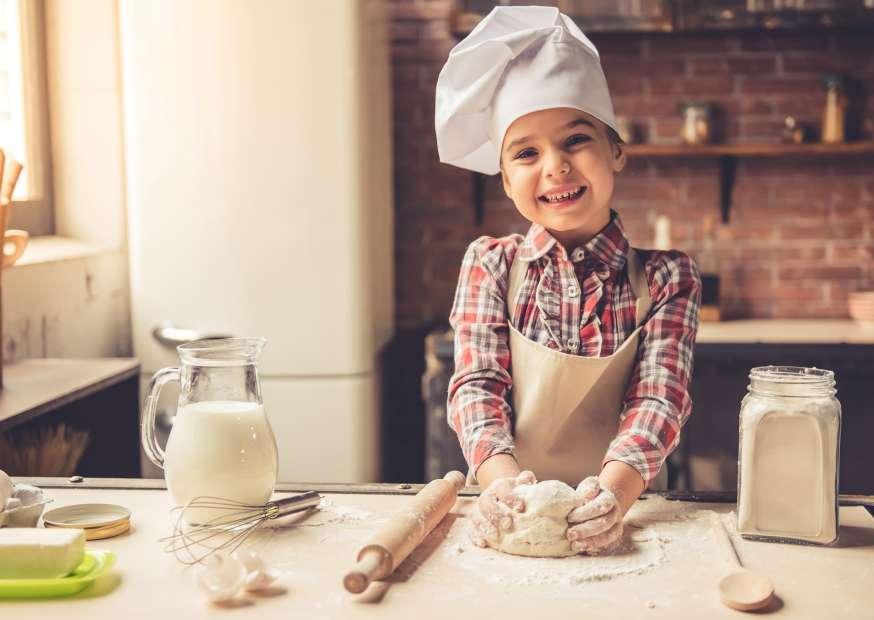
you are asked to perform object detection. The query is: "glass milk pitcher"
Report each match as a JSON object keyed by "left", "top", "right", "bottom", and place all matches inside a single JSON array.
[{"left": 141, "top": 337, "right": 279, "bottom": 510}]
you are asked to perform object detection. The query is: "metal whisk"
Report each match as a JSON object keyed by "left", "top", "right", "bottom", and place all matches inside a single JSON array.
[{"left": 161, "top": 491, "right": 322, "bottom": 565}]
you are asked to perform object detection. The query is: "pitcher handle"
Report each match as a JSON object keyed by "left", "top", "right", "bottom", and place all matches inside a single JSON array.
[{"left": 141, "top": 366, "right": 180, "bottom": 469}]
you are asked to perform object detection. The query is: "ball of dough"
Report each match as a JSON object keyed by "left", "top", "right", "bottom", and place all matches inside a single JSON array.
[
  {"left": 482, "top": 479, "right": 582, "bottom": 557},
  {"left": 0, "top": 470, "right": 13, "bottom": 511}
]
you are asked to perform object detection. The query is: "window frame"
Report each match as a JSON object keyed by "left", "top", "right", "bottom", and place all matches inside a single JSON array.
[{"left": 5, "top": 0, "right": 52, "bottom": 236}]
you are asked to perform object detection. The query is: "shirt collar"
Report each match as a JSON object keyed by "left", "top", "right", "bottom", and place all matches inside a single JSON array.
[
  {"left": 516, "top": 210, "right": 630, "bottom": 271},
  {"left": 516, "top": 223, "right": 557, "bottom": 262}
]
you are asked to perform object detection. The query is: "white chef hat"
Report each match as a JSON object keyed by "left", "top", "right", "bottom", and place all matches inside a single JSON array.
[{"left": 435, "top": 5, "right": 618, "bottom": 176}]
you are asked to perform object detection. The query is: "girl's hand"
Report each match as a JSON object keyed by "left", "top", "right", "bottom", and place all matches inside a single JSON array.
[
  {"left": 566, "top": 476, "right": 624, "bottom": 555},
  {"left": 468, "top": 470, "right": 537, "bottom": 547}
]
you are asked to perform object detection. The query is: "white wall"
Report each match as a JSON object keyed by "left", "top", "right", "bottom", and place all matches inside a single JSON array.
[{"left": 2, "top": 0, "right": 131, "bottom": 363}]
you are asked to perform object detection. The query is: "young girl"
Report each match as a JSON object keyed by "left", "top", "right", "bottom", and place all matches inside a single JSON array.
[{"left": 435, "top": 6, "right": 701, "bottom": 556}]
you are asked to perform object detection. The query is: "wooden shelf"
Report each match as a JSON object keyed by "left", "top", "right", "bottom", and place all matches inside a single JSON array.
[
  {"left": 625, "top": 141, "right": 874, "bottom": 158},
  {"left": 450, "top": 9, "right": 874, "bottom": 38},
  {"left": 624, "top": 140, "right": 874, "bottom": 222},
  {"left": 468, "top": 141, "right": 874, "bottom": 226}
]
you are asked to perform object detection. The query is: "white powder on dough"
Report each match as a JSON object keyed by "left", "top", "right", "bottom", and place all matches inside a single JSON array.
[{"left": 483, "top": 480, "right": 581, "bottom": 557}]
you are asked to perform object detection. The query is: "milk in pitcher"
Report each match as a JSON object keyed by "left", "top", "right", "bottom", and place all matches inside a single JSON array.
[{"left": 164, "top": 400, "right": 278, "bottom": 518}]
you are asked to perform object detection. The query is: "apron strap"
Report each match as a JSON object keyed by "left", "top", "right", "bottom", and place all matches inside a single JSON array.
[
  {"left": 508, "top": 247, "right": 653, "bottom": 328},
  {"left": 507, "top": 249, "right": 528, "bottom": 326},
  {"left": 626, "top": 249, "right": 653, "bottom": 328}
]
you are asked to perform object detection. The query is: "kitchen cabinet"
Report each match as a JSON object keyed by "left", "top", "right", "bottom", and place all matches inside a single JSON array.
[
  {"left": 0, "top": 359, "right": 140, "bottom": 477},
  {"left": 687, "top": 339, "right": 874, "bottom": 495}
]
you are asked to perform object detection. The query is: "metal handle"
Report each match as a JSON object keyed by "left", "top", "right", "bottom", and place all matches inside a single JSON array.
[
  {"left": 152, "top": 324, "right": 233, "bottom": 348},
  {"left": 268, "top": 491, "right": 323, "bottom": 519}
]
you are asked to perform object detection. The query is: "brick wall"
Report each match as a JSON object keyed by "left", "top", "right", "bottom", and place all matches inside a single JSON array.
[{"left": 389, "top": 0, "right": 874, "bottom": 326}]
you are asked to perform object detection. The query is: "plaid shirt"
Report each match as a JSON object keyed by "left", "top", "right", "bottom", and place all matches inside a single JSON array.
[{"left": 447, "top": 213, "right": 701, "bottom": 485}]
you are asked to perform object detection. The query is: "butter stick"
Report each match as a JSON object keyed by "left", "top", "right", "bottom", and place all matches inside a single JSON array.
[{"left": 0, "top": 528, "right": 86, "bottom": 579}]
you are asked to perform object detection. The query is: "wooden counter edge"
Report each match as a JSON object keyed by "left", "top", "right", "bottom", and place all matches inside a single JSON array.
[{"left": 12, "top": 477, "right": 873, "bottom": 508}]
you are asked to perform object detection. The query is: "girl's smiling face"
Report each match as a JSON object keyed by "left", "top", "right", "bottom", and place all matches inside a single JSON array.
[{"left": 500, "top": 107, "right": 626, "bottom": 249}]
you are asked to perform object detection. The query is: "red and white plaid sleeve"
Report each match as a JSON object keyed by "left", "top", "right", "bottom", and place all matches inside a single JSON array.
[
  {"left": 603, "top": 250, "right": 702, "bottom": 486},
  {"left": 447, "top": 236, "right": 518, "bottom": 475}
]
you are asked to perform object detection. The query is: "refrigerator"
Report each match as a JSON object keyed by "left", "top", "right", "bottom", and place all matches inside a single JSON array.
[{"left": 119, "top": 0, "right": 394, "bottom": 482}]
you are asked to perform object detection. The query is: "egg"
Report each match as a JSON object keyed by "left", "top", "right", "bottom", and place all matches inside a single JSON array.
[
  {"left": 12, "top": 484, "right": 43, "bottom": 507},
  {"left": 197, "top": 553, "right": 247, "bottom": 603},
  {"left": 231, "top": 549, "right": 278, "bottom": 591},
  {"left": 4, "top": 498, "right": 22, "bottom": 511},
  {"left": 0, "top": 470, "right": 13, "bottom": 510}
]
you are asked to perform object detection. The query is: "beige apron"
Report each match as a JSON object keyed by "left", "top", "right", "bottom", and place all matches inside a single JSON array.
[{"left": 469, "top": 248, "right": 668, "bottom": 490}]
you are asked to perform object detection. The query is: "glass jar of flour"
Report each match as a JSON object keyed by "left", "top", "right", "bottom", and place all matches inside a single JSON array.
[{"left": 737, "top": 366, "right": 841, "bottom": 545}]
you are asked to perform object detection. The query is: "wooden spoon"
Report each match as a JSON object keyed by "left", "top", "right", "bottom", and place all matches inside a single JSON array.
[{"left": 710, "top": 512, "right": 774, "bottom": 612}]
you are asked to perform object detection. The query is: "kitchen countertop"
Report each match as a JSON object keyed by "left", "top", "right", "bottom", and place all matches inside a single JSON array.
[
  {"left": 4, "top": 478, "right": 873, "bottom": 618},
  {"left": 697, "top": 319, "right": 874, "bottom": 344}
]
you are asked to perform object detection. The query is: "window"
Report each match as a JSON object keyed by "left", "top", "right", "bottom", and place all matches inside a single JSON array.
[{"left": 0, "top": 0, "right": 51, "bottom": 235}]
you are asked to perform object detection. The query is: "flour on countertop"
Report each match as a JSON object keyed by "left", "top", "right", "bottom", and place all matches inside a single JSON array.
[
  {"left": 477, "top": 523, "right": 669, "bottom": 586},
  {"left": 399, "top": 500, "right": 717, "bottom": 593},
  {"left": 241, "top": 496, "right": 723, "bottom": 609},
  {"left": 291, "top": 497, "right": 382, "bottom": 528},
  {"left": 262, "top": 497, "right": 379, "bottom": 530},
  {"left": 309, "top": 498, "right": 376, "bottom": 524}
]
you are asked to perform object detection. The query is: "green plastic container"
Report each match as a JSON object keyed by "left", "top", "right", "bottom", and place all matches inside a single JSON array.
[{"left": 0, "top": 550, "right": 115, "bottom": 598}]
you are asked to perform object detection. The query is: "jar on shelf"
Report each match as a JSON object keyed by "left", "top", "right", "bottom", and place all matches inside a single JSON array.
[
  {"left": 679, "top": 101, "right": 712, "bottom": 145},
  {"left": 821, "top": 73, "right": 847, "bottom": 144},
  {"left": 737, "top": 366, "right": 841, "bottom": 545}
]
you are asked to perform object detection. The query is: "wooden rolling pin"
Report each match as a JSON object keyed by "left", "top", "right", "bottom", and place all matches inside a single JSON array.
[{"left": 343, "top": 470, "right": 465, "bottom": 594}]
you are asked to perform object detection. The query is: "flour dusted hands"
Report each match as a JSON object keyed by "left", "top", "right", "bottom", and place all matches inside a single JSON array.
[
  {"left": 468, "top": 470, "right": 537, "bottom": 547},
  {"left": 566, "top": 476, "right": 623, "bottom": 555}
]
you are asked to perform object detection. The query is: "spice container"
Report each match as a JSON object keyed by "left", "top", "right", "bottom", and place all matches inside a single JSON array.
[
  {"left": 679, "top": 102, "right": 712, "bottom": 145},
  {"left": 821, "top": 73, "right": 846, "bottom": 144},
  {"left": 737, "top": 366, "right": 841, "bottom": 545}
]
